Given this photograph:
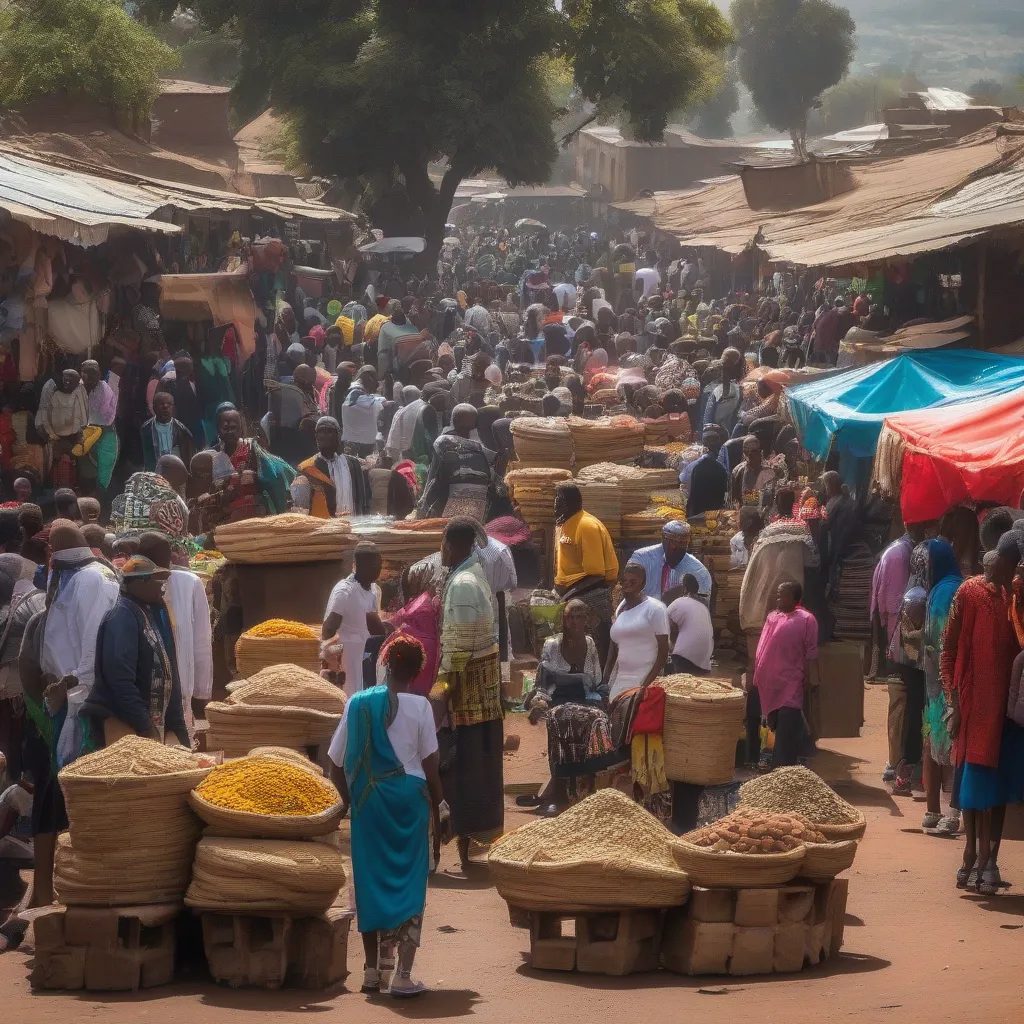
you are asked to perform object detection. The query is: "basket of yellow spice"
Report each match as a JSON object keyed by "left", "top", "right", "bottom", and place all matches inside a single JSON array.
[
  {"left": 234, "top": 619, "right": 322, "bottom": 676},
  {"left": 188, "top": 755, "right": 344, "bottom": 838}
]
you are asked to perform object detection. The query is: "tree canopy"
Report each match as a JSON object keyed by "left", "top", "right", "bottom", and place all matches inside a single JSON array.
[
  {"left": 731, "top": 0, "right": 855, "bottom": 157},
  {"left": 138, "top": 0, "right": 731, "bottom": 257},
  {"left": 683, "top": 62, "right": 740, "bottom": 138},
  {"left": 0, "top": 0, "right": 177, "bottom": 123}
]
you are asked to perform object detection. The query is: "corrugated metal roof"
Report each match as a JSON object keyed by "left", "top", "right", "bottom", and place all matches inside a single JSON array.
[
  {"left": 0, "top": 145, "right": 355, "bottom": 245},
  {"left": 613, "top": 125, "right": 1024, "bottom": 265}
]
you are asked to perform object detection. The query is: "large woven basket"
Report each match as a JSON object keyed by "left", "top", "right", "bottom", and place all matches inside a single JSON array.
[
  {"left": 488, "top": 854, "right": 690, "bottom": 911},
  {"left": 661, "top": 681, "right": 746, "bottom": 785},
  {"left": 671, "top": 840, "right": 804, "bottom": 888},
  {"left": 817, "top": 810, "right": 867, "bottom": 841},
  {"left": 235, "top": 634, "right": 321, "bottom": 676},
  {"left": 798, "top": 840, "right": 858, "bottom": 882},
  {"left": 186, "top": 836, "right": 346, "bottom": 914},
  {"left": 187, "top": 791, "right": 345, "bottom": 839},
  {"left": 204, "top": 702, "right": 341, "bottom": 757}
]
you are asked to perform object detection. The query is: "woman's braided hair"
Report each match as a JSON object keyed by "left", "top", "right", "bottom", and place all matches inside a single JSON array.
[{"left": 380, "top": 631, "right": 426, "bottom": 681}]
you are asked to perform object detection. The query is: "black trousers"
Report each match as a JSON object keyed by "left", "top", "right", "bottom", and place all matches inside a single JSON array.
[
  {"left": 898, "top": 663, "right": 926, "bottom": 768},
  {"left": 745, "top": 686, "right": 811, "bottom": 768},
  {"left": 671, "top": 655, "right": 709, "bottom": 676}
]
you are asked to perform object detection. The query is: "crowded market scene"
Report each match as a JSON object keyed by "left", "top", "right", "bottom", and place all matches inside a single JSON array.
[{"left": 2, "top": 0, "right": 1024, "bottom": 1020}]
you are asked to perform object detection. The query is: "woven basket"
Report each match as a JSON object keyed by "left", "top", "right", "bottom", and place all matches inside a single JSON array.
[
  {"left": 235, "top": 634, "right": 321, "bottom": 676},
  {"left": 671, "top": 840, "right": 805, "bottom": 888},
  {"left": 204, "top": 702, "right": 341, "bottom": 757},
  {"left": 187, "top": 791, "right": 345, "bottom": 839},
  {"left": 798, "top": 840, "right": 858, "bottom": 882},
  {"left": 488, "top": 854, "right": 690, "bottom": 911},
  {"left": 817, "top": 811, "right": 867, "bottom": 841},
  {"left": 186, "top": 836, "right": 346, "bottom": 914},
  {"left": 662, "top": 683, "right": 746, "bottom": 785}
]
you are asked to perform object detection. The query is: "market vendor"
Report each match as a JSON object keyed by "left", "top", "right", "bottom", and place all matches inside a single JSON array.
[
  {"left": 684, "top": 425, "right": 730, "bottom": 518},
  {"left": 731, "top": 435, "right": 779, "bottom": 510},
  {"left": 35, "top": 368, "right": 88, "bottom": 490},
  {"left": 74, "top": 360, "right": 119, "bottom": 498},
  {"left": 323, "top": 541, "right": 387, "bottom": 696},
  {"left": 141, "top": 391, "right": 196, "bottom": 472},
  {"left": 628, "top": 520, "right": 712, "bottom": 603},
  {"left": 83, "top": 555, "right": 189, "bottom": 748},
  {"left": 553, "top": 482, "right": 619, "bottom": 663},
  {"left": 748, "top": 580, "right": 820, "bottom": 768},
  {"left": 419, "top": 404, "right": 497, "bottom": 520},
  {"left": 290, "top": 416, "right": 369, "bottom": 518}
]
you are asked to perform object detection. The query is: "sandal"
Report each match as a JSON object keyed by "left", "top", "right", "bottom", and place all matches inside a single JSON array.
[
  {"left": 979, "top": 865, "right": 1002, "bottom": 896},
  {"left": 515, "top": 794, "right": 543, "bottom": 807},
  {"left": 956, "top": 865, "right": 976, "bottom": 890}
]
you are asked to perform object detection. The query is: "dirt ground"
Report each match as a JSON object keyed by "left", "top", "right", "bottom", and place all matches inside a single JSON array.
[{"left": 5, "top": 683, "right": 1024, "bottom": 1024}]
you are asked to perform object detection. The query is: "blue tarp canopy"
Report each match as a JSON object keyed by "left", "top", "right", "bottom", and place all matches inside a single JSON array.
[{"left": 787, "top": 350, "right": 1024, "bottom": 467}]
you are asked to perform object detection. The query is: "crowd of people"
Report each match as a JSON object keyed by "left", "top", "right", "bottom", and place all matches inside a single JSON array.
[{"left": 0, "top": 217, "right": 1012, "bottom": 994}]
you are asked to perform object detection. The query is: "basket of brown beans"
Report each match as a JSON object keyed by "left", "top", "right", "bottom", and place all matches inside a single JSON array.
[{"left": 673, "top": 809, "right": 822, "bottom": 887}]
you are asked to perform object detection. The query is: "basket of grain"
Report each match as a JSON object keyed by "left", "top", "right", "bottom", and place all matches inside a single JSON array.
[
  {"left": 187, "top": 755, "right": 344, "bottom": 838},
  {"left": 225, "top": 663, "right": 346, "bottom": 716},
  {"left": 660, "top": 675, "right": 746, "bottom": 786},
  {"left": 56, "top": 736, "right": 213, "bottom": 906},
  {"left": 798, "top": 839, "right": 858, "bottom": 882},
  {"left": 234, "top": 620, "right": 322, "bottom": 676},
  {"left": 487, "top": 789, "right": 691, "bottom": 911},
  {"left": 674, "top": 809, "right": 815, "bottom": 887},
  {"left": 186, "top": 837, "right": 346, "bottom": 914},
  {"left": 247, "top": 746, "right": 324, "bottom": 774},
  {"left": 737, "top": 765, "right": 867, "bottom": 840}
]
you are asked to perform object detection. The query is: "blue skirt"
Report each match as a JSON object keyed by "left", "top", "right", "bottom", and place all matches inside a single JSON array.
[
  {"left": 999, "top": 719, "right": 1024, "bottom": 805},
  {"left": 958, "top": 763, "right": 1003, "bottom": 811}
]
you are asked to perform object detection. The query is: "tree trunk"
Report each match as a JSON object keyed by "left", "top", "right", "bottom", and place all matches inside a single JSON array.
[{"left": 400, "top": 160, "right": 466, "bottom": 277}]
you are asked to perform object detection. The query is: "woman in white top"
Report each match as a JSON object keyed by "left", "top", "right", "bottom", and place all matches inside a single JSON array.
[
  {"left": 603, "top": 563, "right": 670, "bottom": 702},
  {"left": 328, "top": 633, "right": 447, "bottom": 999}
]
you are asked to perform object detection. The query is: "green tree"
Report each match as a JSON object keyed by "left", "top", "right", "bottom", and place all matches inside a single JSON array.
[
  {"left": 684, "top": 61, "right": 740, "bottom": 137},
  {"left": 731, "top": 0, "right": 855, "bottom": 158},
  {"left": 967, "top": 78, "right": 1006, "bottom": 105},
  {"left": 138, "top": 0, "right": 731, "bottom": 261},
  {"left": 0, "top": 0, "right": 177, "bottom": 128},
  {"left": 812, "top": 72, "right": 902, "bottom": 135}
]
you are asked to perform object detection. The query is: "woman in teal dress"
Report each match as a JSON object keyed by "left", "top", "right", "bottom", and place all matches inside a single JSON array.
[
  {"left": 328, "top": 632, "right": 447, "bottom": 998},
  {"left": 922, "top": 539, "right": 962, "bottom": 834}
]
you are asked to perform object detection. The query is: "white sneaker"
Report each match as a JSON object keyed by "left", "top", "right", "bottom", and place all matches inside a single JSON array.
[
  {"left": 390, "top": 974, "right": 427, "bottom": 998},
  {"left": 936, "top": 814, "right": 961, "bottom": 836},
  {"left": 361, "top": 968, "right": 380, "bottom": 993},
  {"left": 921, "top": 811, "right": 942, "bottom": 830}
]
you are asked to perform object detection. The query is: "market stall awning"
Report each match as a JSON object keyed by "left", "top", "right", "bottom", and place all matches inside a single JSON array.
[
  {"left": 874, "top": 389, "right": 1024, "bottom": 522},
  {"left": 155, "top": 272, "right": 257, "bottom": 361},
  {"left": 785, "top": 350, "right": 1024, "bottom": 466}
]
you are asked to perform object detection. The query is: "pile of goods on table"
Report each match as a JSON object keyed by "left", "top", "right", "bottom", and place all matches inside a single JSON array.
[
  {"left": 576, "top": 464, "right": 680, "bottom": 516},
  {"left": 214, "top": 513, "right": 354, "bottom": 564},
  {"left": 509, "top": 417, "right": 574, "bottom": 468},
  {"left": 567, "top": 416, "right": 645, "bottom": 468}
]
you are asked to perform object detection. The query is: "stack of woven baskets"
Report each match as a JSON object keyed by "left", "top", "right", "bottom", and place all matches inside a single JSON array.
[
  {"left": 576, "top": 464, "right": 680, "bottom": 516},
  {"left": 215, "top": 513, "right": 355, "bottom": 564},
  {"left": 643, "top": 414, "right": 691, "bottom": 446},
  {"left": 364, "top": 518, "right": 449, "bottom": 565},
  {"left": 206, "top": 663, "right": 344, "bottom": 757},
  {"left": 567, "top": 415, "right": 645, "bottom": 468},
  {"left": 576, "top": 481, "right": 622, "bottom": 542},
  {"left": 659, "top": 675, "right": 746, "bottom": 786},
  {"left": 55, "top": 736, "right": 212, "bottom": 906},
  {"left": 234, "top": 620, "right": 321, "bottom": 677},
  {"left": 506, "top": 468, "right": 573, "bottom": 531},
  {"left": 509, "top": 417, "right": 574, "bottom": 468},
  {"left": 187, "top": 754, "right": 347, "bottom": 914}
]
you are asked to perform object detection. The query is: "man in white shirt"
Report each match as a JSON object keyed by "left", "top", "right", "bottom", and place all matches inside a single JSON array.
[
  {"left": 385, "top": 386, "right": 426, "bottom": 462},
  {"left": 635, "top": 265, "right": 662, "bottom": 299},
  {"left": 666, "top": 574, "right": 715, "bottom": 675},
  {"left": 323, "top": 542, "right": 387, "bottom": 696},
  {"left": 341, "top": 366, "right": 386, "bottom": 457},
  {"left": 138, "top": 532, "right": 213, "bottom": 742},
  {"left": 629, "top": 521, "right": 712, "bottom": 602},
  {"left": 552, "top": 281, "right": 577, "bottom": 312}
]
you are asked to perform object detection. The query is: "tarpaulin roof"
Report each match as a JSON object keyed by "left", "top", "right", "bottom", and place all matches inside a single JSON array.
[
  {"left": 786, "top": 350, "right": 1024, "bottom": 463},
  {"left": 874, "top": 389, "right": 1024, "bottom": 522}
]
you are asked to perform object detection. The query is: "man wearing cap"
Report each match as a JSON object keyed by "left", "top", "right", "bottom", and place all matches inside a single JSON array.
[
  {"left": 684, "top": 424, "right": 731, "bottom": 518},
  {"left": 83, "top": 555, "right": 189, "bottom": 748},
  {"left": 629, "top": 522, "right": 712, "bottom": 603},
  {"left": 323, "top": 542, "right": 388, "bottom": 696}
]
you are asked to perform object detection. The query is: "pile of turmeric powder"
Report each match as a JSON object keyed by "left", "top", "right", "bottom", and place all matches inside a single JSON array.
[{"left": 195, "top": 756, "right": 338, "bottom": 816}]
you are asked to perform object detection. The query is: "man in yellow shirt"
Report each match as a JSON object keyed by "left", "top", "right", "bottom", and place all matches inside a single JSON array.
[{"left": 554, "top": 482, "right": 619, "bottom": 663}]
